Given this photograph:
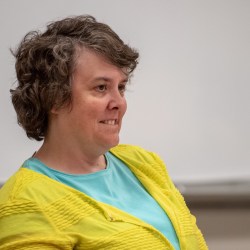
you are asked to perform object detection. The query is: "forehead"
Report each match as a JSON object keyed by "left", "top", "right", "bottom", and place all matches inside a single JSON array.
[{"left": 73, "top": 48, "right": 129, "bottom": 81}]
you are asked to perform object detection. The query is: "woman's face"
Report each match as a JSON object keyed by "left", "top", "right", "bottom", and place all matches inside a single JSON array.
[{"left": 52, "top": 49, "right": 128, "bottom": 156}]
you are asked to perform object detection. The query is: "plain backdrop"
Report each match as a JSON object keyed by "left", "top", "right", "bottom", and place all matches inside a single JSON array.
[{"left": 0, "top": 0, "right": 249, "bottom": 184}]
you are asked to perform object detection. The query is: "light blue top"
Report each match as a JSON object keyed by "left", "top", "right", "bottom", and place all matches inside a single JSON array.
[{"left": 23, "top": 152, "right": 180, "bottom": 250}]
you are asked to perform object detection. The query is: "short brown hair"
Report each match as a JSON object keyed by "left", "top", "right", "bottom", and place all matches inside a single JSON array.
[{"left": 10, "top": 15, "right": 139, "bottom": 141}]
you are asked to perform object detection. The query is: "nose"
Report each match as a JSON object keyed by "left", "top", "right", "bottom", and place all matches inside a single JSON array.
[{"left": 107, "top": 89, "right": 126, "bottom": 110}]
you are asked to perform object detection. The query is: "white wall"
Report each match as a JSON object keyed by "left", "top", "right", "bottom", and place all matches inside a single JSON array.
[{"left": 0, "top": 0, "right": 249, "bottom": 184}]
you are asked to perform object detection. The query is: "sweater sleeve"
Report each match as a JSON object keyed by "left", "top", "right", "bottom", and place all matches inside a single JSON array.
[{"left": 0, "top": 199, "right": 73, "bottom": 250}]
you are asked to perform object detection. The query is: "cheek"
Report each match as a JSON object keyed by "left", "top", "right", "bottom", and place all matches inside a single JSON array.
[{"left": 121, "top": 100, "right": 127, "bottom": 117}]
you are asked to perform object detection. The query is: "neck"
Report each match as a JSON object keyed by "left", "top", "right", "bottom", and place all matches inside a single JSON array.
[{"left": 34, "top": 137, "right": 107, "bottom": 174}]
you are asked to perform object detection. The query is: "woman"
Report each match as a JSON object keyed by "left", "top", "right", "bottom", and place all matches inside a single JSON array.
[{"left": 0, "top": 15, "right": 207, "bottom": 249}]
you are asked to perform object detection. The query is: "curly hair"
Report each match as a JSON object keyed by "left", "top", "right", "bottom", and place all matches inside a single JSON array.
[{"left": 10, "top": 15, "right": 139, "bottom": 141}]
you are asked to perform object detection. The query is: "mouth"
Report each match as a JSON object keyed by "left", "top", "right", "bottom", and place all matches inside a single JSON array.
[{"left": 100, "top": 119, "right": 118, "bottom": 125}]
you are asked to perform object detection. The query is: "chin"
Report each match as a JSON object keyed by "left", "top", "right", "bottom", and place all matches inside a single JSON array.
[
  {"left": 109, "top": 140, "right": 119, "bottom": 149},
  {"left": 106, "top": 137, "right": 120, "bottom": 150},
  {"left": 98, "top": 134, "right": 120, "bottom": 152}
]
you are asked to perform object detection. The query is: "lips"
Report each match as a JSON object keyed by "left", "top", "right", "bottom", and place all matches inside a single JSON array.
[{"left": 100, "top": 119, "right": 118, "bottom": 125}]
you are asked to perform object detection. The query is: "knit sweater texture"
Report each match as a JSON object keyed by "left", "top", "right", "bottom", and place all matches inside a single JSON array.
[{"left": 0, "top": 144, "right": 208, "bottom": 249}]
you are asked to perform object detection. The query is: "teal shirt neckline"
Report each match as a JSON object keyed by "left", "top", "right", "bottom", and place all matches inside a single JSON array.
[{"left": 23, "top": 152, "right": 180, "bottom": 250}]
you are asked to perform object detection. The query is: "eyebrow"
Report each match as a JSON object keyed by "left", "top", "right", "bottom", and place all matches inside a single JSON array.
[{"left": 92, "top": 76, "right": 129, "bottom": 83}]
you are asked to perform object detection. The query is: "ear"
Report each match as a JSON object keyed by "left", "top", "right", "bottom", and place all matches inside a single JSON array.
[
  {"left": 50, "top": 104, "right": 66, "bottom": 115},
  {"left": 50, "top": 106, "right": 60, "bottom": 115},
  {"left": 50, "top": 101, "right": 71, "bottom": 115}
]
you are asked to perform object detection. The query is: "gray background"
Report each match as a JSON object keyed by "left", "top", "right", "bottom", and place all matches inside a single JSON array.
[{"left": 0, "top": 0, "right": 249, "bottom": 185}]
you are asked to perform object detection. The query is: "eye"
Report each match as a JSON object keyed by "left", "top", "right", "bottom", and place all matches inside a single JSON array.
[
  {"left": 96, "top": 84, "right": 107, "bottom": 92},
  {"left": 118, "top": 83, "right": 127, "bottom": 95}
]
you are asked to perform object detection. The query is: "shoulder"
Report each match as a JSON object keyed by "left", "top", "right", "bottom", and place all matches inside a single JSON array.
[
  {"left": 0, "top": 169, "right": 74, "bottom": 248},
  {"left": 110, "top": 144, "right": 174, "bottom": 189},
  {"left": 110, "top": 144, "right": 167, "bottom": 168},
  {"left": 0, "top": 168, "right": 38, "bottom": 201},
  {"left": 0, "top": 168, "right": 69, "bottom": 204},
  {"left": 0, "top": 169, "right": 47, "bottom": 230},
  {"left": 110, "top": 144, "right": 161, "bottom": 163}
]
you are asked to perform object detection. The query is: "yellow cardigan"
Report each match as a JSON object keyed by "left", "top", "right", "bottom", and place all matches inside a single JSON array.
[{"left": 0, "top": 145, "right": 208, "bottom": 250}]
